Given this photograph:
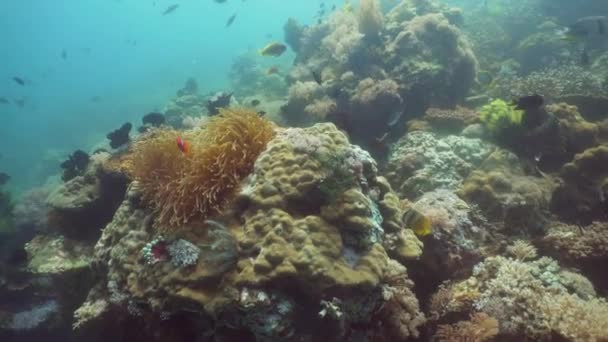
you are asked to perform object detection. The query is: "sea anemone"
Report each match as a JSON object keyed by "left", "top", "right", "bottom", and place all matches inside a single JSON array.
[{"left": 129, "top": 108, "right": 275, "bottom": 231}]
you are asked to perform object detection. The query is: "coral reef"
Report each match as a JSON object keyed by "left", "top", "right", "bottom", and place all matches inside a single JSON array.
[
  {"left": 73, "top": 122, "right": 426, "bottom": 341},
  {"left": 423, "top": 106, "right": 479, "bottom": 133},
  {"left": 435, "top": 312, "right": 499, "bottom": 342},
  {"left": 282, "top": 0, "right": 478, "bottom": 146},
  {"left": 410, "top": 189, "right": 488, "bottom": 278},
  {"left": 128, "top": 108, "right": 275, "bottom": 230},
  {"left": 385, "top": 131, "right": 493, "bottom": 199},
  {"left": 228, "top": 53, "right": 288, "bottom": 100},
  {"left": 459, "top": 149, "right": 554, "bottom": 235},
  {"left": 489, "top": 63, "right": 608, "bottom": 101},
  {"left": 47, "top": 153, "right": 128, "bottom": 240},
  {"left": 550, "top": 145, "right": 608, "bottom": 224},
  {"left": 542, "top": 221, "right": 608, "bottom": 263},
  {"left": 430, "top": 255, "right": 608, "bottom": 341}
]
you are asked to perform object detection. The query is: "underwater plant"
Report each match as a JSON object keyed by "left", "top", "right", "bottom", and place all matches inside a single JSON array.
[
  {"left": 129, "top": 107, "right": 275, "bottom": 230},
  {"left": 479, "top": 99, "right": 523, "bottom": 141}
]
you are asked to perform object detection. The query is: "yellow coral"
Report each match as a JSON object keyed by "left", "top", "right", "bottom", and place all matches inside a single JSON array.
[{"left": 129, "top": 108, "right": 275, "bottom": 230}]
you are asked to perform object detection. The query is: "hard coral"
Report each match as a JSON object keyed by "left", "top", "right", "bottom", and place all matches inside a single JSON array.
[
  {"left": 424, "top": 106, "right": 479, "bottom": 133},
  {"left": 550, "top": 145, "right": 608, "bottom": 223},
  {"left": 436, "top": 255, "right": 608, "bottom": 341},
  {"left": 129, "top": 108, "right": 275, "bottom": 230}
]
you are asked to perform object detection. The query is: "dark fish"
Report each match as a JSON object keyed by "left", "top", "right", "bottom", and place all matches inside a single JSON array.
[
  {"left": 12, "top": 77, "right": 25, "bottom": 86},
  {"left": 331, "top": 4, "right": 336, "bottom": 10},
  {"left": 311, "top": 70, "right": 322, "bottom": 85},
  {"left": 162, "top": 4, "right": 179, "bottom": 15},
  {"left": 61, "top": 49, "right": 67, "bottom": 60},
  {"left": 0, "top": 97, "right": 9, "bottom": 104},
  {"left": 250, "top": 99, "right": 260, "bottom": 107},
  {"left": 0, "top": 172, "right": 9, "bottom": 186},
  {"left": 515, "top": 94, "right": 544, "bottom": 111},
  {"left": 567, "top": 16, "right": 608, "bottom": 39},
  {"left": 90, "top": 96, "right": 102, "bottom": 102},
  {"left": 257, "top": 110, "right": 266, "bottom": 116},
  {"left": 214, "top": 0, "right": 228, "bottom": 3},
  {"left": 226, "top": 13, "right": 237, "bottom": 27},
  {"left": 14, "top": 98, "right": 26, "bottom": 107},
  {"left": 82, "top": 47, "right": 91, "bottom": 55}
]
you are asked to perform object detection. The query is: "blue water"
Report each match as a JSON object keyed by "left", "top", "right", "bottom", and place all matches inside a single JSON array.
[{"left": 0, "top": 0, "right": 340, "bottom": 194}]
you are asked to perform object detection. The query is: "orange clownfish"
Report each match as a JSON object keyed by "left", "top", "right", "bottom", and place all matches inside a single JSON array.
[{"left": 176, "top": 136, "right": 189, "bottom": 154}]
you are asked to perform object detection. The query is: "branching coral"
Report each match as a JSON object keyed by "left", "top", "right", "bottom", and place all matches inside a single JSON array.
[
  {"left": 129, "top": 108, "right": 275, "bottom": 230},
  {"left": 542, "top": 221, "right": 608, "bottom": 262},
  {"left": 489, "top": 63, "right": 608, "bottom": 101},
  {"left": 435, "top": 313, "right": 499, "bottom": 342},
  {"left": 443, "top": 255, "right": 608, "bottom": 340}
]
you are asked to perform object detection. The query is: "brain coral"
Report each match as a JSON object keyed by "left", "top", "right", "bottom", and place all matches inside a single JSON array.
[
  {"left": 78, "top": 123, "right": 425, "bottom": 340},
  {"left": 128, "top": 108, "right": 275, "bottom": 230},
  {"left": 235, "top": 123, "right": 424, "bottom": 293}
]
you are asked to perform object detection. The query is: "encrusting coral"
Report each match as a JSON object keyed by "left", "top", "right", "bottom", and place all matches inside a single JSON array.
[
  {"left": 385, "top": 130, "right": 493, "bottom": 199},
  {"left": 128, "top": 108, "right": 275, "bottom": 230},
  {"left": 458, "top": 149, "right": 554, "bottom": 235},
  {"left": 550, "top": 145, "right": 608, "bottom": 224}
]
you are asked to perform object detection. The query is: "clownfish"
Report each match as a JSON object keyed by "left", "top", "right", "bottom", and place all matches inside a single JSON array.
[{"left": 176, "top": 136, "right": 189, "bottom": 154}]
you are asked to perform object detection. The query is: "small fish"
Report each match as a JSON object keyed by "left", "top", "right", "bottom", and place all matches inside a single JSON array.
[
  {"left": 258, "top": 42, "right": 287, "bottom": 57},
  {"left": 402, "top": 208, "right": 432, "bottom": 237},
  {"left": 515, "top": 94, "right": 544, "bottom": 111},
  {"left": 226, "top": 13, "right": 237, "bottom": 27},
  {"left": 177, "top": 136, "right": 189, "bottom": 154},
  {"left": 266, "top": 66, "right": 280, "bottom": 75},
  {"left": 61, "top": 49, "right": 67, "bottom": 60},
  {"left": 0, "top": 97, "right": 9, "bottom": 104},
  {"left": 311, "top": 70, "right": 322, "bottom": 85},
  {"left": 257, "top": 110, "right": 266, "bottom": 116},
  {"left": 90, "top": 96, "right": 102, "bottom": 102},
  {"left": 162, "top": 4, "right": 179, "bottom": 16},
  {"left": 214, "top": 0, "right": 227, "bottom": 3},
  {"left": 12, "top": 77, "right": 25, "bottom": 86},
  {"left": 251, "top": 99, "right": 260, "bottom": 107}
]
